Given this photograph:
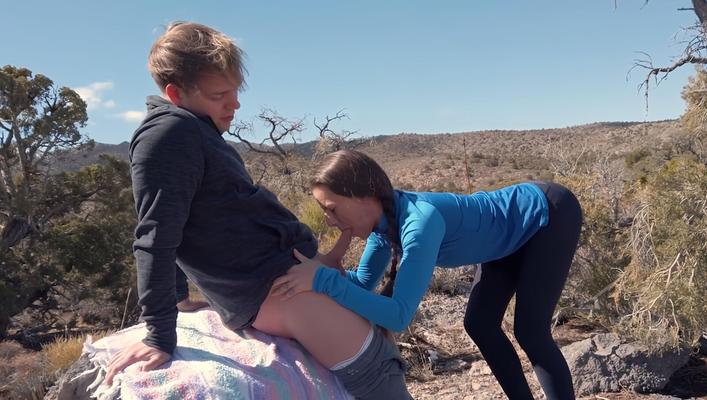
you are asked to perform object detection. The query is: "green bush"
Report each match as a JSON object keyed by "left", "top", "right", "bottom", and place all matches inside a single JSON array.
[
  {"left": 0, "top": 158, "right": 138, "bottom": 336},
  {"left": 614, "top": 156, "right": 707, "bottom": 347},
  {"left": 624, "top": 148, "right": 651, "bottom": 168},
  {"left": 298, "top": 197, "right": 335, "bottom": 239}
]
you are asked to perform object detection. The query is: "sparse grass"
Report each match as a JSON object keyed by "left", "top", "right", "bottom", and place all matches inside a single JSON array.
[
  {"left": 298, "top": 196, "right": 334, "bottom": 238},
  {"left": 43, "top": 334, "right": 90, "bottom": 375},
  {"left": 0, "top": 331, "right": 112, "bottom": 400},
  {"left": 0, "top": 340, "right": 47, "bottom": 400},
  {"left": 428, "top": 266, "right": 476, "bottom": 296},
  {"left": 399, "top": 328, "right": 435, "bottom": 382}
]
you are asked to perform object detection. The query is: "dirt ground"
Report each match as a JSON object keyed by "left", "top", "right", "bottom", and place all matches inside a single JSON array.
[{"left": 398, "top": 290, "right": 707, "bottom": 400}]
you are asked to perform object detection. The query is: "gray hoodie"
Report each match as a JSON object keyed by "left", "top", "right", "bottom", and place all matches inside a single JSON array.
[{"left": 130, "top": 96, "right": 317, "bottom": 353}]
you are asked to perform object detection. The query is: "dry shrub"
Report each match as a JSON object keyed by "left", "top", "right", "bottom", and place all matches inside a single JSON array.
[
  {"left": 297, "top": 196, "right": 334, "bottom": 239},
  {"left": 613, "top": 156, "right": 707, "bottom": 347},
  {"left": 42, "top": 335, "right": 87, "bottom": 375},
  {"left": 398, "top": 323, "right": 435, "bottom": 382},
  {"left": 43, "top": 331, "right": 110, "bottom": 375},
  {"left": 0, "top": 332, "right": 112, "bottom": 399},
  {"left": 553, "top": 150, "right": 706, "bottom": 350},
  {"left": 428, "top": 266, "right": 476, "bottom": 296},
  {"left": 681, "top": 67, "right": 707, "bottom": 151},
  {"left": 555, "top": 173, "right": 630, "bottom": 321}
]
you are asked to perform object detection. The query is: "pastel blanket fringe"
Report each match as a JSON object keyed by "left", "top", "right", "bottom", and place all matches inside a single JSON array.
[{"left": 79, "top": 308, "right": 353, "bottom": 400}]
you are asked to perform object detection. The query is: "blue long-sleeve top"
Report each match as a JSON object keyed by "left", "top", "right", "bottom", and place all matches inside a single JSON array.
[{"left": 312, "top": 183, "right": 549, "bottom": 331}]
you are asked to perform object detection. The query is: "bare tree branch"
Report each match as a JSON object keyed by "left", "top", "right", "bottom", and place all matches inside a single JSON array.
[
  {"left": 314, "top": 109, "right": 348, "bottom": 139},
  {"left": 226, "top": 108, "right": 305, "bottom": 175},
  {"left": 631, "top": 2, "right": 707, "bottom": 106},
  {"left": 313, "top": 110, "right": 363, "bottom": 157}
]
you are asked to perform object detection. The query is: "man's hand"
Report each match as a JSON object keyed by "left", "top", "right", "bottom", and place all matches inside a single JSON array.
[{"left": 104, "top": 340, "right": 171, "bottom": 386}]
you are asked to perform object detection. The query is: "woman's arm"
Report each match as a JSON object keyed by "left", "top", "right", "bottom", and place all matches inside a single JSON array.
[
  {"left": 346, "top": 234, "right": 391, "bottom": 290},
  {"left": 314, "top": 205, "right": 446, "bottom": 331}
]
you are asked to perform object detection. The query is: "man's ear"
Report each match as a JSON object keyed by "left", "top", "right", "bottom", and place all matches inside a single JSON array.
[{"left": 164, "top": 83, "right": 183, "bottom": 105}]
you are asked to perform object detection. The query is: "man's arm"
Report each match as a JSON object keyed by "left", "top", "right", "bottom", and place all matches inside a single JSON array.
[
  {"left": 105, "top": 114, "right": 204, "bottom": 384},
  {"left": 132, "top": 114, "right": 204, "bottom": 352}
]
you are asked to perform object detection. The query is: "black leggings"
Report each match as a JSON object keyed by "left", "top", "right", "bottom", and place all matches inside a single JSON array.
[{"left": 463, "top": 182, "right": 582, "bottom": 400}]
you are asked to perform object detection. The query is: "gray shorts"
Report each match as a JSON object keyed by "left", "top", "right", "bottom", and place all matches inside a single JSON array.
[{"left": 331, "top": 327, "right": 413, "bottom": 400}]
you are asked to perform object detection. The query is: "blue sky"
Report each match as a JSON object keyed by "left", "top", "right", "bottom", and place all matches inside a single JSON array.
[{"left": 1, "top": 1, "right": 699, "bottom": 144}]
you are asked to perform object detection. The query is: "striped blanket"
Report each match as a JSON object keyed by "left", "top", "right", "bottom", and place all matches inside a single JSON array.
[{"left": 84, "top": 308, "right": 353, "bottom": 400}]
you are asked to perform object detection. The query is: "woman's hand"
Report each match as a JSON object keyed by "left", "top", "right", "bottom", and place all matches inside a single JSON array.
[
  {"left": 316, "top": 229, "right": 352, "bottom": 274},
  {"left": 271, "top": 229, "right": 353, "bottom": 300},
  {"left": 271, "top": 249, "right": 322, "bottom": 300}
]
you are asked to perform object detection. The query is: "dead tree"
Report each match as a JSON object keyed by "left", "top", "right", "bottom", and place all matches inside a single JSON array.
[
  {"left": 313, "top": 110, "right": 365, "bottom": 159},
  {"left": 632, "top": 1, "right": 707, "bottom": 99},
  {"left": 227, "top": 108, "right": 305, "bottom": 175}
]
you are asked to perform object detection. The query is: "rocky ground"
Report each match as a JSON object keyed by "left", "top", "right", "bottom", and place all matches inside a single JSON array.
[
  {"left": 396, "top": 269, "right": 707, "bottom": 400},
  {"left": 39, "top": 273, "right": 706, "bottom": 400}
]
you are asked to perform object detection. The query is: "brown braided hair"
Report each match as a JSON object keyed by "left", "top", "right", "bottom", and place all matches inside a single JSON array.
[{"left": 310, "top": 150, "right": 400, "bottom": 298}]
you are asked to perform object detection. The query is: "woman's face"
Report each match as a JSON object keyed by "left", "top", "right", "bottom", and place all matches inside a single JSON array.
[{"left": 311, "top": 185, "right": 381, "bottom": 239}]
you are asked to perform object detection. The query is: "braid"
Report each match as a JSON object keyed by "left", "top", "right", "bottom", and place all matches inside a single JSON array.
[
  {"left": 379, "top": 194, "right": 400, "bottom": 341},
  {"left": 379, "top": 194, "right": 399, "bottom": 298}
]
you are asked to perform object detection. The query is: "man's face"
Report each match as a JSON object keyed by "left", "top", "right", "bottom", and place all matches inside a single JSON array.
[{"left": 173, "top": 72, "right": 241, "bottom": 133}]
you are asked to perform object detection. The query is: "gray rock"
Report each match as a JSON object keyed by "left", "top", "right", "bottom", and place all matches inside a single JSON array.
[
  {"left": 562, "top": 333, "right": 690, "bottom": 396},
  {"left": 44, "top": 354, "right": 118, "bottom": 400},
  {"left": 698, "top": 333, "right": 707, "bottom": 356}
]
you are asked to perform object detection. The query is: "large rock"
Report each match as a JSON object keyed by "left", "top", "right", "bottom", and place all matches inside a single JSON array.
[
  {"left": 44, "top": 309, "right": 353, "bottom": 400},
  {"left": 698, "top": 333, "right": 707, "bottom": 356},
  {"left": 562, "top": 332, "right": 690, "bottom": 396},
  {"left": 44, "top": 354, "right": 118, "bottom": 400}
]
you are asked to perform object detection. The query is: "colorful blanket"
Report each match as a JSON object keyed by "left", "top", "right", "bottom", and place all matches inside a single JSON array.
[{"left": 82, "top": 308, "right": 353, "bottom": 400}]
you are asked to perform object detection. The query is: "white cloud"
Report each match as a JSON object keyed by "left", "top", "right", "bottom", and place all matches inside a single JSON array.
[
  {"left": 75, "top": 81, "right": 115, "bottom": 109},
  {"left": 118, "top": 111, "right": 146, "bottom": 123}
]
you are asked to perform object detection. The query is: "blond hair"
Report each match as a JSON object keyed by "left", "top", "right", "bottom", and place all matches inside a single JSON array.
[{"left": 148, "top": 22, "right": 246, "bottom": 91}]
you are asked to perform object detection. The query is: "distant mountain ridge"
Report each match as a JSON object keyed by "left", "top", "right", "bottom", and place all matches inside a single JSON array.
[{"left": 54, "top": 120, "right": 681, "bottom": 180}]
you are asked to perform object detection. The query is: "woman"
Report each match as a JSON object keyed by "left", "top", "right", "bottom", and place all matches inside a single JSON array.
[{"left": 274, "top": 149, "right": 582, "bottom": 399}]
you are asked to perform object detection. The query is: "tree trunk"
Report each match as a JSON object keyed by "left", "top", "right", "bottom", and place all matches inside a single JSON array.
[
  {"left": 0, "top": 216, "right": 34, "bottom": 251},
  {"left": 693, "top": 0, "right": 707, "bottom": 26}
]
